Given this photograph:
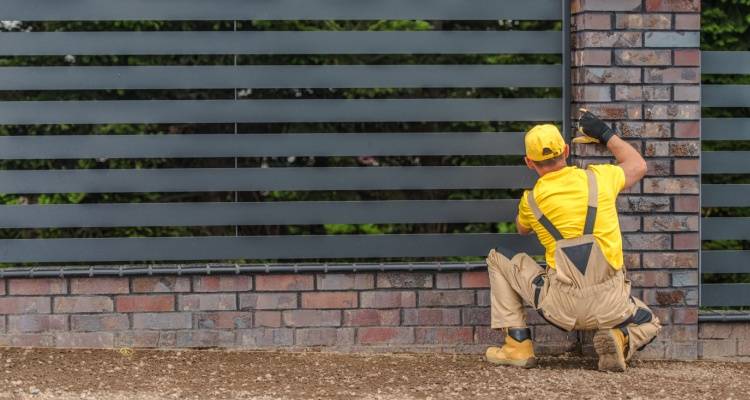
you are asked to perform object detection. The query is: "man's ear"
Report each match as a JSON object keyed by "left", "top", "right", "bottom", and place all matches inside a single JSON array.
[
  {"left": 563, "top": 144, "right": 570, "bottom": 158},
  {"left": 524, "top": 156, "right": 535, "bottom": 170}
]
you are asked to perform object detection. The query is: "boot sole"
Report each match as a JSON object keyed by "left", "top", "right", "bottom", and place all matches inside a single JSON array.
[
  {"left": 486, "top": 356, "right": 537, "bottom": 369},
  {"left": 593, "top": 330, "right": 626, "bottom": 372}
]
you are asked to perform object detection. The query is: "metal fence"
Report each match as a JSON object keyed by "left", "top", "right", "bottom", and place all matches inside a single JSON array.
[
  {"left": 701, "top": 51, "right": 750, "bottom": 307},
  {"left": 0, "top": 0, "right": 569, "bottom": 265}
]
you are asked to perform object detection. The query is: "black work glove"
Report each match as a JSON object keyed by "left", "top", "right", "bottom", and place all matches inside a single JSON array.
[{"left": 575, "top": 110, "right": 615, "bottom": 145}]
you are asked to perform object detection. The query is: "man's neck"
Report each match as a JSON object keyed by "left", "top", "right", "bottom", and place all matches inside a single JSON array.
[{"left": 537, "top": 163, "right": 568, "bottom": 177}]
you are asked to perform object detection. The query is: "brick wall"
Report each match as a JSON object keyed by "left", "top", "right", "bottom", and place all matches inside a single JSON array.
[
  {"left": 0, "top": 273, "right": 579, "bottom": 353},
  {"left": 699, "top": 323, "right": 750, "bottom": 360},
  {"left": 570, "top": 0, "right": 701, "bottom": 359}
]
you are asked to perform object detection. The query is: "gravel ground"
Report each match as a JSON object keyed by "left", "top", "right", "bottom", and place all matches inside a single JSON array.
[{"left": 0, "top": 347, "right": 747, "bottom": 400}]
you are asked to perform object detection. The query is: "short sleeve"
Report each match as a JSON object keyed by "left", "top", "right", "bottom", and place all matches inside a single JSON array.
[
  {"left": 589, "top": 164, "right": 626, "bottom": 197},
  {"left": 516, "top": 190, "right": 534, "bottom": 229}
]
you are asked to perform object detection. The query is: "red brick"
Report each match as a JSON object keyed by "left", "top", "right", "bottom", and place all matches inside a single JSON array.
[
  {"left": 674, "top": 159, "right": 699, "bottom": 175},
  {"left": 461, "top": 271, "right": 490, "bottom": 288},
  {"left": 615, "top": 13, "right": 671, "bottom": 29},
  {"left": 645, "top": 68, "right": 699, "bottom": 84},
  {"left": 238, "top": 328, "right": 293, "bottom": 346},
  {"left": 359, "top": 291, "right": 416, "bottom": 308},
  {"left": 54, "top": 296, "right": 112, "bottom": 314},
  {"left": 343, "top": 309, "right": 400, "bottom": 326},
  {"left": 435, "top": 273, "right": 460, "bottom": 289},
  {"left": 643, "top": 289, "right": 686, "bottom": 306},
  {"left": 403, "top": 308, "right": 461, "bottom": 326},
  {"left": 282, "top": 310, "right": 340, "bottom": 327},
  {"left": 8, "top": 315, "right": 68, "bottom": 333},
  {"left": 55, "top": 332, "right": 114, "bottom": 348},
  {"left": 193, "top": 311, "right": 252, "bottom": 329},
  {"left": 644, "top": 177, "right": 699, "bottom": 194},
  {"left": 0, "top": 297, "right": 51, "bottom": 314},
  {"left": 357, "top": 327, "right": 414, "bottom": 345},
  {"left": 475, "top": 326, "right": 503, "bottom": 344},
  {"left": 573, "top": 85, "right": 611, "bottom": 102},
  {"left": 316, "top": 273, "right": 374, "bottom": 290},
  {"left": 674, "top": 196, "right": 699, "bottom": 212},
  {"left": 672, "top": 307, "right": 698, "bottom": 324},
  {"left": 616, "top": 122, "right": 671, "bottom": 138},
  {"left": 674, "top": 121, "right": 700, "bottom": 138},
  {"left": 573, "top": 103, "right": 642, "bottom": 119},
  {"left": 673, "top": 233, "right": 699, "bottom": 250},
  {"left": 376, "top": 272, "right": 433, "bottom": 288},
  {"left": 576, "top": 0, "right": 642, "bottom": 12},
  {"left": 254, "top": 311, "right": 282, "bottom": 328},
  {"left": 623, "top": 253, "right": 641, "bottom": 269},
  {"left": 8, "top": 278, "right": 67, "bottom": 295},
  {"left": 255, "top": 274, "right": 314, "bottom": 291},
  {"left": 623, "top": 233, "right": 671, "bottom": 250},
  {"left": 301, "top": 292, "right": 357, "bottom": 309},
  {"left": 132, "top": 276, "right": 190, "bottom": 293},
  {"left": 574, "top": 67, "right": 641, "bottom": 84},
  {"left": 239, "top": 293, "right": 297, "bottom": 310},
  {"left": 462, "top": 308, "right": 491, "bottom": 325},
  {"left": 193, "top": 275, "right": 252, "bottom": 292},
  {"left": 643, "top": 252, "right": 698, "bottom": 268},
  {"left": 70, "top": 277, "right": 128, "bottom": 295},
  {"left": 71, "top": 314, "right": 129, "bottom": 332},
  {"left": 643, "top": 215, "right": 699, "bottom": 232},
  {"left": 178, "top": 293, "right": 236, "bottom": 311},
  {"left": 132, "top": 312, "right": 191, "bottom": 330},
  {"left": 295, "top": 328, "right": 355, "bottom": 347},
  {"left": 416, "top": 327, "right": 473, "bottom": 345},
  {"left": 574, "top": 13, "right": 612, "bottom": 30},
  {"left": 628, "top": 271, "right": 670, "bottom": 287},
  {"left": 575, "top": 31, "right": 641, "bottom": 48},
  {"left": 674, "top": 49, "right": 700, "bottom": 66},
  {"left": 645, "top": 0, "right": 700, "bottom": 12},
  {"left": 573, "top": 49, "right": 611, "bottom": 66},
  {"left": 418, "top": 290, "right": 474, "bottom": 307},
  {"left": 115, "top": 294, "right": 175, "bottom": 312}
]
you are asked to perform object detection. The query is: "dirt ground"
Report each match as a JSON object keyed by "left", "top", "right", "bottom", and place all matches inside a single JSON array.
[{"left": 0, "top": 348, "right": 747, "bottom": 400}]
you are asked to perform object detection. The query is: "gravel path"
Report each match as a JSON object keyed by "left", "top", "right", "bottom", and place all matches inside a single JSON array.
[{"left": 0, "top": 347, "right": 747, "bottom": 399}]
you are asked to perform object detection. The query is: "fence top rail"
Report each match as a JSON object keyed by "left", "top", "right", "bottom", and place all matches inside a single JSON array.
[{"left": 703, "top": 51, "right": 750, "bottom": 75}]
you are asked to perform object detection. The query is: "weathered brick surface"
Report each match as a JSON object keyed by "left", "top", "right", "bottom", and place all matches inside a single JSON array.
[
  {"left": 282, "top": 310, "right": 341, "bottom": 327},
  {"left": 115, "top": 295, "right": 175, "bottom": 313},
  {"left": 402, "top": 308, "right": 461, "bottom": 326},
  {"left": 376, "top": 272, "right": 433, "bottom": 288},
  {"left": 238, "top": 328, "right": 294, "bottom": 347},
  {"left": 193, "top": 312, "right": 252, "bottom": 329},
  {"left": 132, "top": 312, "right": 192, "bottom": 330},
  {"left": 8, "top": 315, "right": 68, "bottom": 333},
  {"left": 8, "top": 279, "right": 67, "bottom": 295},
  {"left": 255, "top": 274, "right": 314, "bottom": 291},
  {"left": 357, "top": 327, "right": 414, "bottom": 345},
  {"left": 343, "top": 309, "right": 400, "bottom": 327},
  {"left": 0, "top": 297, "right": 51, "bottom": 314},
  {"left": 192, "top": 275, "right": 252, "bottom": 293},
  {"left": 54, "top": 296, "right": 112, "bottom": 314},
  {"left": 316, "top": 274, "right": 374, "bottom": 290},
  {"left": 360, "top": 291, "right": 416, "bottom": 308},
  {"left": 301, "top": 292, "right": 357, "bottom": 309},
  {"left": 295, "top": 328, "right": 355, "bottom": 347},
  {"left": 71, "top": 314, "right": 129, "bottom": 332},
  {"left": 55, "top": 332, "right": 115, "bottom": 348},
  {"left": 70, "top": 278, "right": 128, "bottom": 295},
  {"left": 239, "top": 293, "right": 297, "bottom": 310},
  {"left": 132, "top": 276, "right": 191, "bottom": 293},
  {"left": 178, "top": 294, "right": 236, "bottom": 311}
]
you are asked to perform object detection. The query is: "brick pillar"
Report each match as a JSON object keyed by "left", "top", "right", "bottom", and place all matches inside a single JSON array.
[{"left": 570, "top": 0, "right": 700, "bottom": 359}]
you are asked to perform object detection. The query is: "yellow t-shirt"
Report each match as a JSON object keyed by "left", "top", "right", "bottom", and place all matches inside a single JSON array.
[{"left": 517, "top": 164, "right": 626, "bottom": 270}]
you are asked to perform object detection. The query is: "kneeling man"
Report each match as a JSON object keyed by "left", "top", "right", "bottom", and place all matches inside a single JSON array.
[{"left": 485, "top": 111, "right": 661, "bottom": 371}]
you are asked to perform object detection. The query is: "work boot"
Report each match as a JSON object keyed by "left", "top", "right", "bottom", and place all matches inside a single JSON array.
[
  {"left": 593, "top": 328, "right": 628, "bottom": 372},
  {"left": 485, "top": 328, "right": 536, "bottom": 368}
]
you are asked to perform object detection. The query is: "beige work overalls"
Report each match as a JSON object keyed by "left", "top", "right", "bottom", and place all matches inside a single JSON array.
[{"left": 486, "top": 169, "right": 661, "bottom": 359}]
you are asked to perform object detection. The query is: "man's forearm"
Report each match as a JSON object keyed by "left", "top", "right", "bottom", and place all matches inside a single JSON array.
[{"left": 606, "top": 135, "right": 647, "bottom": 189}]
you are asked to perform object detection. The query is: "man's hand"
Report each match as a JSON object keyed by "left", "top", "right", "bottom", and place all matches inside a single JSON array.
[{"left": 573, "top": 109, "right": 615, "bottom": 145}]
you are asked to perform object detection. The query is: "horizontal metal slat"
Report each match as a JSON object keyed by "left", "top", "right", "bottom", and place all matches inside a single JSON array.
[
  {"left": 0, "top": 65, "right": 562, "bottom": 90},
  {"left": 702, "top": 218, "right": 750, "bottom": 240},
  {"left": 702, "top": 85, "right": 750, "bottom": 108},
  {"left": 702, "top": 118, "right": 750, "bottom": 140},
  {"left": 702, "top": 284, "right": 750, "bottom": 307},
  {"left": 0, "top": 31, "right": 563, "bottom": 56},
  {"left": 703, "top": 51, "right": 750, "bottom": 75},
  {"left": 0, "top": 132, "right": 526, "bottom": 159},
  {"left": 702, "top": 251, "right": 750, "bottom": 274},
  {"left": 702, "top": 185, "right": 750, "bottom": 207},
  {"left": 0, "top": 166, "right": 536, "bottom": 194},
  {"left": 0, "top": 234, "right": 544, "bottom": 263},
  {"left": 0, "top": 98, "right": 561, "bottom": 125},
  {"left": 5, "top": 0, "right": 563, "bottom": 21},
  {"left": 702, "top": 152, "right": 750, "bottom": 174},
  {"left": 0, "top": 200, "right": 520, "bottom": 228}
]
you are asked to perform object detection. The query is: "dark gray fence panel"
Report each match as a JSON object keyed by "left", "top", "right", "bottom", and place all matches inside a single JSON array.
[
  {"left": 702, "top": 218, "right": 750, "bottom": 240},
  {"left": 5, "top": 0, "right": 563, "bottom": 21},
  {"left": 0, "top": 133, "right": 526, "bottom": 159},
  {"left": 702, "top": 152, "right": 750, "bottom": 174},
  {"left": 702, "top": 185, "right": 750, "bottom": 207},
  {"left": 0, "top": 166, "right": 536, "bottom": 194},
  {"left": 0, "top": 98, "right": 560, "bottom": 125},
  {"left": 702, "top": 251, "right": 750, "bottom": 274},
  {"left": 702, "top": 284, "right": 750, "bottom": 307},
  {"left": 703, "top": 51, "right": 750, "bottom": 74},
  {"left": 0, "top": 200, "right": 520, "bottom": 228},
  {"left": 0, "top": 65, "right": 562, "bottom": 90},
  {"left": 702, "top": 85, "right": 750, "bottom": 108},
  {"left": 702, "top": 118, "right": 750, "bottom": 140},
  {"left": 0, "top": 31, "right": 563, "bottom": 56},
  {"left": 0, "top": 234, "right": 544, "bottom": 263}
]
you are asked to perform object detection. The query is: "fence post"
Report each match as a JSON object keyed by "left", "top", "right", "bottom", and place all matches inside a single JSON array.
[{"left": 570, "top": 0, "right": 701, "bottom": 359}]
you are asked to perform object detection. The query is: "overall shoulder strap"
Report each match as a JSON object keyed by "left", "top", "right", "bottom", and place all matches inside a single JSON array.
[
  {"left": 583, "top": 169, "right": 599, "bottom": 235},
  {"left": 526, "top": 190, "right": 563, "bottom": 241}
]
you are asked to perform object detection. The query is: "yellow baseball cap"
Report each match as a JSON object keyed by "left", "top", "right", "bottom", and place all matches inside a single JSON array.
[{"left": 524, "top": 124, "right": 565, "bottom": 161}]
